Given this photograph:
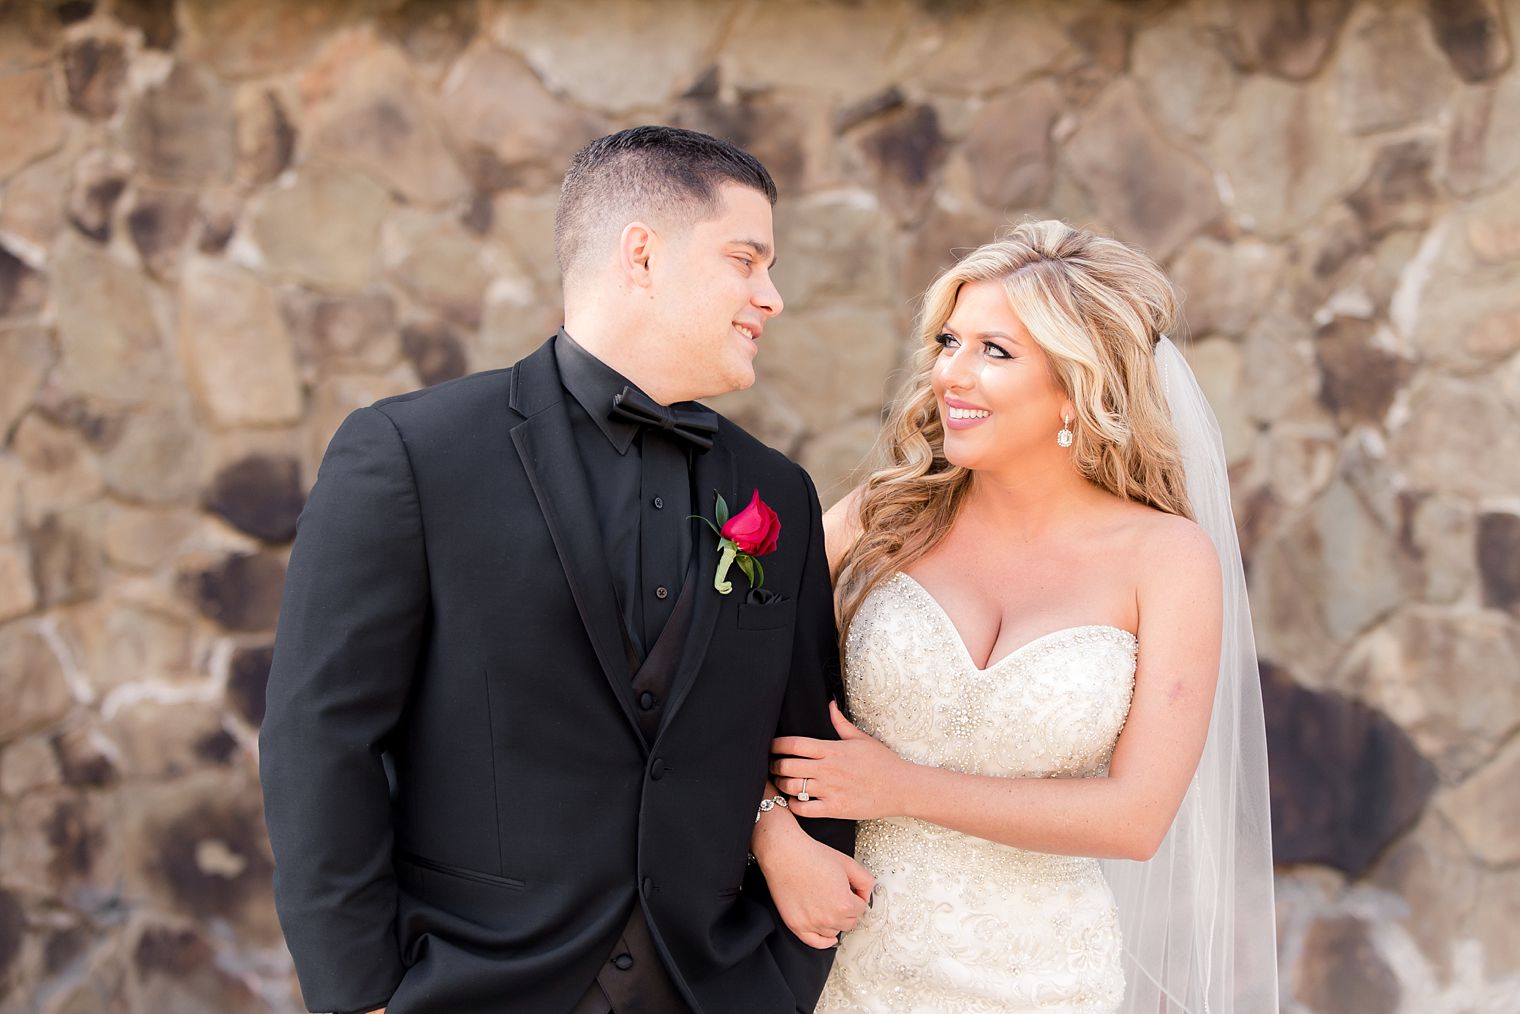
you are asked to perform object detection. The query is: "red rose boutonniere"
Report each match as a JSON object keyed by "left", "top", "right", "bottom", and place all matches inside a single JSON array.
[{"left": 695, "top": 489, "right": 781, "bottom": 594}]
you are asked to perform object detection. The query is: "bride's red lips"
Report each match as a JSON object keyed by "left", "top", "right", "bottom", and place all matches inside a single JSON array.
[{"left": 943, "top": 395, "right": 988, "bottom": 411}]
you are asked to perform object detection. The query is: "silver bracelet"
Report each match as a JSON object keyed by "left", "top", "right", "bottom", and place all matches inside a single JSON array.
[{"left": 755, "top": 794, "right": 789, "bottom": 823}]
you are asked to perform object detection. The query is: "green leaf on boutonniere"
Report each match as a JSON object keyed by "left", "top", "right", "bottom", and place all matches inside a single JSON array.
[
  {"left": 736, "top": 555, "right": 755, "bottom": 587},
  {"left": 714, "top": 491, "right": 730, "bottom": 527}
]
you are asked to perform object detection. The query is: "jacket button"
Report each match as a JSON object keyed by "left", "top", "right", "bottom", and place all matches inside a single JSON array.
[
  {"left": 650, "top": 757, "right": 666, "bottom": 780},
  {"left": 655, "top": 585, "right": 669, "bottom": 600},
  {"left": 642, "top": 876, "right": 654, "bottom": 895},
  {"left": 652, "top": 496, "right": 664, "bottom": 509},
  {"left": 612, "top": 953, "right": 634, "bottom": 971},
  {"left": 639, "top": 691, "right": 656, "bottom": 710}
]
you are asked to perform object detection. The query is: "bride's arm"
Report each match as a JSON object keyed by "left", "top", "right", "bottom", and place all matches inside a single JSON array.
[{"left": 772, "top": 519, "right": 1222, "bottom": 862}]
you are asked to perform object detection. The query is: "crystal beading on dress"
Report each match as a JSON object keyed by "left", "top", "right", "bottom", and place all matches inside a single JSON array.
[{"left": 817, "top": 572, "right": 1137, "bottom": 1014}]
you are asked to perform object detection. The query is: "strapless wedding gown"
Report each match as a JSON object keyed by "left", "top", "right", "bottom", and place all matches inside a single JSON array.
[{"left": 816, "top": 572, "right": 1138, "bottom": 1014}]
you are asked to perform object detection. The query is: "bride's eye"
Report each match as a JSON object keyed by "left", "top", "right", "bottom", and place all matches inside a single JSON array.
[
  {"left": 983, "top": 342, "right": 1012, "bottom": 359},
  {"left": 935, "top": 333, "right": 959, "bottom": 350}
]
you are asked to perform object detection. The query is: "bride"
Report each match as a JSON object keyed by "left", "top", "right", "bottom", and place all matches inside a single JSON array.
[{"left": 751, "top": 221, "right": 1277, "bottom": 1012}]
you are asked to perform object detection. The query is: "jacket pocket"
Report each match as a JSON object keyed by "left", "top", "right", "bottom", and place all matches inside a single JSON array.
[
  {"left": 736, "top": 600, "right": 795, "bottom": 631},
  {"left": 394, "top": 849, "right": 525, "bottom": 891}
]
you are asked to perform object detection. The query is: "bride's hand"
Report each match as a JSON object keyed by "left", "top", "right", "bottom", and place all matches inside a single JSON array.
[
  {"left": 771, "top": 702, "right": 911, "bottom": 821},
  {"left": 752, "top": 825, "right": 874, "bottom": 949}
]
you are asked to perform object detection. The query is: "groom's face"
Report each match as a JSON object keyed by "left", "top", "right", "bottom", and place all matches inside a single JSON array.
[{"left": 647, "top": 183, "right": 784, "bottom": 401}]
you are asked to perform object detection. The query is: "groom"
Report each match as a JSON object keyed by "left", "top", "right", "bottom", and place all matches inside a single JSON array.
[{"left": 260, "top": 126, "right": 860, "bottom": 1014}]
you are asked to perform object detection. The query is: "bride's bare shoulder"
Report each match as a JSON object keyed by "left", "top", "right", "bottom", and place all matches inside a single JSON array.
[
  {"left": 1127, "top": 508, "right": 1220, "bottom": 590},
  {"left": 822, "top": 485, "right": 867, "bottom": 576}
]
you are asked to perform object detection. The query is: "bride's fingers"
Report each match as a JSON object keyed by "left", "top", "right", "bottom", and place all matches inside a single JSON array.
[
  {"left": 769, "top": 757, "right": 816, "bottom": 779},
  {"left": 771, "top": 735, "right": 830, "bottom": 758}
]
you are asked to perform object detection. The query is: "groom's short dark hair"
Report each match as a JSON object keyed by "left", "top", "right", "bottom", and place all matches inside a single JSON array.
[{"left": 555, "top": 125, "right": 778, "bottom": 285}]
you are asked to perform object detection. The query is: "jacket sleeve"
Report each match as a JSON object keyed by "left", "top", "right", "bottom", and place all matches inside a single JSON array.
[
  {"left": 259, "top": 406, "right": 428, "bottom": 1014},
  {"left": 757, "top": 465, "right": 857, "bottom": 1010}
]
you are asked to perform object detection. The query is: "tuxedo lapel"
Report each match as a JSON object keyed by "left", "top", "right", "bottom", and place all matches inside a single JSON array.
[
  {"left": 655, "top": 435, "right": 737, "bottom": 741},
  {"left": 508, "top": 342, "right": 645, "bottom": 744}
]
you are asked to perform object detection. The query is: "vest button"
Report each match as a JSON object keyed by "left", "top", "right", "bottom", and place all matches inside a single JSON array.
[
  {"left": 655, "top": 585, "right": 669, "bottom": 600},
  {"left": 612, "top": 953, "right": 634, "bottom": 971},
  {"left": 652, "top": 496, "right": 664, "bottom": 509},
  {"left": 640, "top": 691, "right": 656, "bottom": 710}
]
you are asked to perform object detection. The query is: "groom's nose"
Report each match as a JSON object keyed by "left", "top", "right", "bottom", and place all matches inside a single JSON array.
[{"left": 753, "top": 270, "right": 783, "bottom": 318}]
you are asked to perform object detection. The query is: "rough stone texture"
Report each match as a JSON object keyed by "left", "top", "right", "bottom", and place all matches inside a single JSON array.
[
  {"left": 205, "top": 455, "right": 304, "bottom": 543},
  {"left": 1262, "top": 662, "right": 1436, "bottom": 877},
  {"left": 179, "top": 257, "right": 303, "bottom": 427},
  {"left": 0, "top": 3, "right": 1512, "bottom": 1009}
]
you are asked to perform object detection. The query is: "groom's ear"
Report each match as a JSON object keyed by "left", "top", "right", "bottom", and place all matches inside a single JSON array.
[{"left": 619, "top": 221, "right": 657, "bottom": 288}]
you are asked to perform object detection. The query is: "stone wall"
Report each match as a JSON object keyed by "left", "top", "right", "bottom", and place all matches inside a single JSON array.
[{"left": 1, "top": 0, "right": 1518, "bottom": 1011}]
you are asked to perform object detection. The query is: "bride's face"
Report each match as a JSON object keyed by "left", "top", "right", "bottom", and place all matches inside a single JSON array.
[{"left": 929, "top": 279, "right": 1074, "bottom": 474}]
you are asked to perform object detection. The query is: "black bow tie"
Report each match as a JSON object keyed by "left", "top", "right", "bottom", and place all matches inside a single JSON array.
[{"left": 610, "top": 387, "right": 719, "bottom": 453}]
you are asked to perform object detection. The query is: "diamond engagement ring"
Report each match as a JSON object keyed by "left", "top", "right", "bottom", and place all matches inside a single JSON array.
[{"left": 797, "top": 778, "right": 810, "bottom": 802}]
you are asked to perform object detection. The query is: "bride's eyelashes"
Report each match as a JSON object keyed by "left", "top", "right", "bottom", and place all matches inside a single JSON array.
[{"left": 935, "top": 332, "right": 1013, "bottom": 360}]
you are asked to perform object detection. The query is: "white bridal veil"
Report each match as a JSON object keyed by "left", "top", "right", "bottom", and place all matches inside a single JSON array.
[{"left": 1099, "top": 337, "right": 1279, "bottom": 1013}]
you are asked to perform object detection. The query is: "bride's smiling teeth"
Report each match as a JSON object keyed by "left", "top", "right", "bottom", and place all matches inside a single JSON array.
[{"left": 947, "top": 406, "right": 990, "bottom": 419}]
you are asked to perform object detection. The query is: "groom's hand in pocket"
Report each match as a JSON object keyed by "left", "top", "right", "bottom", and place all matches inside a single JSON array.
[{"left": 753, "top": 814, "right": 873, "bottom": 948}]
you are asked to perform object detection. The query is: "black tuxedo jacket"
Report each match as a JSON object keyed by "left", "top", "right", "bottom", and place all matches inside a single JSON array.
[{"left": 260, "top": 338, "right": 853, "bottom": 1014}]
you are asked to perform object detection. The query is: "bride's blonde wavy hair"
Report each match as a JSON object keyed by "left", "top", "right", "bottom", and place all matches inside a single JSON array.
[{"left": 835, "top": 220, "right": 1193, "bottom": 645}]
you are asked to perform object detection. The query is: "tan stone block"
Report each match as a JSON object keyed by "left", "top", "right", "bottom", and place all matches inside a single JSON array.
[
  {"left": 52, "top": 237, "right": 169, "bottom": 406},
  {"left": 704, "top": 384, "right": 806, "bottom": 460},
  {"left": 478, "top": 279, "right": 562, "bottom": 372},
  {"left": 0, "top": 455, "right": 20, "bottom": 542},
  {"left": 0, "top": 621, "right": 73, "bottom": 745},
  {"left": 1344, "top": 607, "right": 1520, "bottom": 779},
  {"left": 0, "top": 733, "right": 60, "bottom": 797},
  {"left": 179, "top": 257, "right": 303, "bottom": 428},
  {"left": 755, "top": 306, "right": 902, "bottom": 434},
  {"left": 1294, "top": 914, "right": 1401, "bottom": 1014},
  {"left": 1407, "top": 495, "right": 1479, "bottom": 605},
  {"left": 441, "top": 42, "right": 604, "bottom": 190},
  {"left": 772, "top": 191, "right": 896, "bottom": 314},
  {"left": 800, "top": 414, "right": 885, "bottom": 506},
  {"left": 249, "top": 162, "right": 390, "bottom": 291},
  {"left": 1439, "top": 733, "right": 1520, "bottom": 865},
  {"left": 1443, "top": 69, "right": 1520, "bottom": 197},
  {"left": 28, "top": 504, "right": 104, "bottom": 607},
  {"left": 1211, "top": 74, "right": 1365, "bottom": 238},
  {"left": 2, "top": 789, "right": 120, "bottom": 895},
  {"left": 1064, "top": 81, "right": 1221, "bottom": 261},
  {"left": 122, "top": 60, "right": 235, "bottom": 186},
  {"left": 180, "top": 0, "right": 370, "bottom": 78},
  {"left": 487, "top": 191, "right": 560, "bottom": 294},
  {"left": 1389, "top": 375, "right": 1520, "bottom": 498},
  {"left": 1171, "top": 237, "right": 1286, "bottom": 339},
  {"left": 383, "top": 209, "right": 490, "bottom": 327},
  {"left": 910, "top": 4, "right": 1077, "bottom": 95},
  {"left": 1132, "top": 9, "right": 1237, "bottom": 140},
  {"left": 1183, "top": 338, "right": 1252, "bottom": 466},
  {"left": 0, "top": 150, "right": 70, "bottom": 260},
  {"left": 102, "top": 505, "right": 198, "bottom": 573},
  {"left": 492, "top": 0, "right": 724, "bottom": 113},
  {"left": 305, "top": 41, "right": 469, "bottom": 206},
  {"left": 1373, "top": 811, "right": 1481, "bottom": 978},
  {"left": 0, "top": 2, "right": 61, "bottom": 73},
  {"left": 0, "top": 324, "right": 51, "bottom": 440},
  {"left": 100, "top": 407, "right": 203, "bottom": 506},
  {"left": 0, "top": 542, "right": 36, "bottom": 623},
  {"left": 0, "top": 67, "right": 64, "bottom": 181},
  {"left": 106, "top": 700, "right": 237, "bottom": 780},
  {"left": 962, "top": 80, "right": 1060, "bottom": 210},
  {"left": 1336, "top": 4, "right": 1457, "bottom": 135},
  {"left": 301, "top": 367, "right": 419, "bottom": 479},
  {"left": 1222, "top": 0, "right": 1353, "bottom": 80},
  {"left": 233, "top": 85, "right": 295, "bottom": 188},
  {"left": 13, "top": 414, "right": 102, "bottom": 526},
  {"left": 283, "top": 287, "right": 401, "bottom": 376}
]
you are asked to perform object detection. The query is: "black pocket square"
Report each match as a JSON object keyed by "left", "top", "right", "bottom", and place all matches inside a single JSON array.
[{"left": 744, "top": 587, "right": 783, "bottom": 607}]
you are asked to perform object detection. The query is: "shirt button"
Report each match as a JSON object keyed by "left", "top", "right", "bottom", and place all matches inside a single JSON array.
[
  {"left": 650, "top": 757, "right": 666, "bottom": 780},
  {"left": 639, "top": 691, "right": 656, "bottom": 710},
  {"left": 612, "top": 953, "right": 634, "bottom": 971},
  {"left": 655, "top": 586, "right": 669, "bottom": 600},
  {"left": 652, "top": 496, "right": 664, "bottom": 509}
]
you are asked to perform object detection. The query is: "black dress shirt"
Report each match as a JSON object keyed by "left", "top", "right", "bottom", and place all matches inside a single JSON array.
[{"left": 554, "top": 329, "right": 705, "bottom": 659}]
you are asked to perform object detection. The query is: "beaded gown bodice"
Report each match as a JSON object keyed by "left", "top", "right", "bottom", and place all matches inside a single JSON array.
[{"left": 817, "top": 572, "right": 1138, "bottom": 1014}]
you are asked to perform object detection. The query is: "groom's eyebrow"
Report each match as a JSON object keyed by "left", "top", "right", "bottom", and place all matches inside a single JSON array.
[{"left": 735, "top": 238, "right": 776, "bottom": 268}]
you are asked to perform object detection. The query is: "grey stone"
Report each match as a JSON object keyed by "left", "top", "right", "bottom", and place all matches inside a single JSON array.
[
  {"left": 0, "top": 622, "right": 73, "bottom": 745},
  {"left": 205, "top": 454, "right": 304, "bottom": 544},
  {"left": 1065, "top": 82, "right": 1220, "bottom": 260},
  {"left": 1440, "top": 734, "right": 1520, "bottom": 865},
  {"left": 772, "top": 191, "right": 896, "bottom": 315},
  {"left": 122, "top": 60, "right": 235, "bottom": 185},
  {"left": 1389, "top": 376, "right": 1520, "bottom": 498},
  {"left": 383, "top": 209, "right": 489, "bottom": 327}
]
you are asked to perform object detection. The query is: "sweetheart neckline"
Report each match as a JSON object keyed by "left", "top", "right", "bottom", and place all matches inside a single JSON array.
[{"left": 889, "top": 571, "right": 1137, "bottom": 674}]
